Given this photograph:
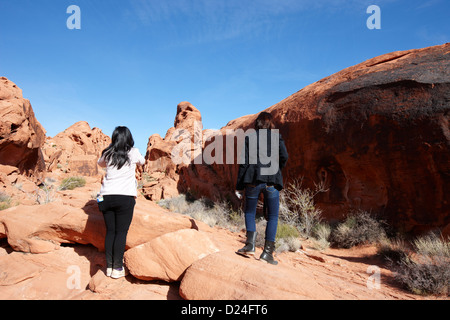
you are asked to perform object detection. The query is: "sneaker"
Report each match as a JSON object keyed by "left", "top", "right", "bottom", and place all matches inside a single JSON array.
[
  {"left": 111, "top": 267, "right": 128, "bottom": 279},
  {"left": 106, "top": 268, "right": 113, "bottom": 277}
]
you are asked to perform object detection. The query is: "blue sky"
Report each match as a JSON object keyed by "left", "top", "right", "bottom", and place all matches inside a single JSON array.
[{"left": 0, "top": 0, "right": 449, "bottom": 152}]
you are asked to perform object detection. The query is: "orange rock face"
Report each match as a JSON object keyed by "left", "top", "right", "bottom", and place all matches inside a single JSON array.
[
  {"left": 263, "top": 43, "right": 450, "bottom": 233},
  {"left": 144, "top": 44, "right": 450, "bottom": 234},
  {"left": 142, "top": 101, "right": 203, "bottom": 201},
  {"left": 0, "top": 77, "right": 46, "bottom": 180},
  {"left": 42, "top": 121, "right": 111, "bottom": 177}
]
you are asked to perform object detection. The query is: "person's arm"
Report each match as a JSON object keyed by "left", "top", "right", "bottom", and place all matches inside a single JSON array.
[
  {"left": 236, "top": 135, "right": 249, "bottom": 191},
  {"left": 279, "top": 134, "right": 288, "bottom": 170},
  {"left": 132, "top": 148, "right": 146, "bottom": 166}
]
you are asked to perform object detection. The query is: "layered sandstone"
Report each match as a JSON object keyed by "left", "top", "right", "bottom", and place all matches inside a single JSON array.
[
  {"left": 0, "top": 193, "right": 195, "bottom": 254},
  {"left": 0, "top": 77, "right": 46, "bottom": 181},
  {"left": 42, "top": 121, "right": 111, "bottom": 177},
  {"left": 259, "top": 43, "right": 450, "bottom": 233}
]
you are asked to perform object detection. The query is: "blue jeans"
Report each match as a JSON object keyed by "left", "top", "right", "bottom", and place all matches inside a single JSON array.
[{"left": 244, "top": 183, "right": 280, "bottom": 242}]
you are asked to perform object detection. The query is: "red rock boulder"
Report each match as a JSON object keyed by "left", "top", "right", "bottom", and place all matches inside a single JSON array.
[
  {"left": 124, "top": 229, "right": 219, "bottom": 282},
  {"left": 0, "top": 77, "right": 46, "bottom": 180}
]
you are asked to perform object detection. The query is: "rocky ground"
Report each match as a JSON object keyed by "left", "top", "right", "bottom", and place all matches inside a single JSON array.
[{"left": 0, "top": 180, "right": 439, "bottom": 300}]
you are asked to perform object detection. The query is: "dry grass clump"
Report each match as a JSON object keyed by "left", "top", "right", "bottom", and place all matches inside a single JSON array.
[
  {"left": 0, "top": 192, "right": 11, "bottom": 211},
  {"left": 59, "top": 176, "right": 86, "bottom": 191},
  {"left": 380, "top": 233, "right": 449, "bottom": 296},
  {"left": 158, "top": 194, "right": 244, "bottom": 231}
]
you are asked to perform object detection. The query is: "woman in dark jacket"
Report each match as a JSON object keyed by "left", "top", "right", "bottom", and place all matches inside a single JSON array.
[{"left": 235, "top": 112, "right": 288, "bottom": 265}]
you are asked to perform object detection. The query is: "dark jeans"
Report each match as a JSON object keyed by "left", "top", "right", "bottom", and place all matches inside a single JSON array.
[
  {"left": 100, "top": 195, "right": 136, "bottom": 269},
  {"left": 244, "top": 183, "right": 280, "bottom": 242}
]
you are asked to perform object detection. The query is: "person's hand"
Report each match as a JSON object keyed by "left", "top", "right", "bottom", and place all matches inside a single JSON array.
[{"left": 235, "top": 190, "right": 243, "bottom": 200}]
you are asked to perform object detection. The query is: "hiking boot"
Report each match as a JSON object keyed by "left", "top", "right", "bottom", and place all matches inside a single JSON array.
[
  {"left": 236, "top": 231, "right": 257, "bottom": 257},
  {"left": 259, "top": 240, "right": 278, "bottom": 265}
]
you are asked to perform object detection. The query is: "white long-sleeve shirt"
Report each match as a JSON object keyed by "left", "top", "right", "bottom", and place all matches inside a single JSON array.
[{"left": 98, "top": 147, "right": 145, "bottom": 197}]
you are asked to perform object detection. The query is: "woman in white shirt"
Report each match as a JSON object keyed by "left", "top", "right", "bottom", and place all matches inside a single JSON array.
[{"left": 97, "top": 126, "right": 145, "bottom": 279}]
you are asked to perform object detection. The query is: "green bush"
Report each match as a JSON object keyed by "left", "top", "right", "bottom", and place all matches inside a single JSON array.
[
  {"left": 275, "top": 223, "right": 302, "bottom": 253},
  {"left": 276, "top": 223, "right": 300, "bottom": 239},
  {"left": 59, "top": 176, "right": 86, "bottom": 191}
]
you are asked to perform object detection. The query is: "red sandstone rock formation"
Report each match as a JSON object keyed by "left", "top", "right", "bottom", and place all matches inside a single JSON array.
[
  {"left": 0, "top": 194, "right": 195, "bottom": 254},
  {"left": 42, "top": 121, "right": 111, "bottom": 177},
  {"left": 124, "top": 229, "right": 219, "bottom": 282},
  {"left": 142, "top": 101, "right": 204, "bottom": 201},
  {"left": 144, "top": 43, "right": 450, "bottom": 234},
  {"left": 260, "top": 43, "right": 450, "bottom": 234},
  {"left": 0, "top": 77, "right": 46, "bottom": 180}
]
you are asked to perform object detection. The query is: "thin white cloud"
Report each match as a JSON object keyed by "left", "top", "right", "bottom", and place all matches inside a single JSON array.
[
  {"left": 415, "top": 0, "right": 443, "bottom": 10},
  {"left": 127, "top": 0, "right": 366, "bottom": 44}
]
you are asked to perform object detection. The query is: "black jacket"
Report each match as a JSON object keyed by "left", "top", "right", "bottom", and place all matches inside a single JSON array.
[{"left": 236, "top": 129, "right": 288, "bottom": 191}]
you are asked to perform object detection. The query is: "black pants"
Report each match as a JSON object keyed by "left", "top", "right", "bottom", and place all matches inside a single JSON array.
[{"left": 99, "top": 195, "right": 136, "bottom": 269}]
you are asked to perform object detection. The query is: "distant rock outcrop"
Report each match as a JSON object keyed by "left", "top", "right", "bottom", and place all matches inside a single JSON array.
[
  {"left": 0, "top": 77, "right": 46, "bottom": 181},
  {"left": 42, "top": 121, "right": 111, "bottom": 177},
  {"left": 142, "top": 101, "right": 211, "bottom": 201}
]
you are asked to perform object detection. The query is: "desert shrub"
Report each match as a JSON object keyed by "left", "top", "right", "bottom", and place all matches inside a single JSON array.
[
  {"left": 158, "top": 194, "right": 244, "bottom": 230},
  {"left": 275, "top": 223, "right": 302, "bottom": 253},
  {"left": 35, "top": 178, "right": 61, "bottom": 204},
  {"left": 276, "top": 237, "right": 303, "bottom": 253},
  {"left": 310, "top": 223, "right": 332, "bottom": 250},
  {"left": 253, "top": 220, "right": 302, "bottom": 252},
  {"left": 330, "top": 210, "right": 387, "bottom": 248},
  {"left": 0, "top": 193, "right": 11, "bottom": 211},
  {"left": 414, "top": 234, "right": 450, "bottom": 258},
  {"left": 59, "top": 176, "right": 86, "bottom": 191},
  {"left": 277, "top": 222, "right": 300, "bottom": 239},
  {"left": 280, "top": 178, "right": 327, "bottom": 237},
  {"left": 377, "top": 237, "right": 410, "bottom": 263},
  {"left": 393, "top": 233, "right": 449, "bottom": 296},
  {"left": 158, "top": 194, "right": 191, "bottom": 213}
]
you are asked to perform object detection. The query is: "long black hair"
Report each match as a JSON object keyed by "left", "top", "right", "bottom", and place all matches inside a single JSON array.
[
  {"left": 255, "top": 112, "right": 275, "bottom": 130},
  {"left": 101, "top": 126, "right": 135, "bottom": 169}
]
